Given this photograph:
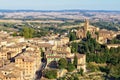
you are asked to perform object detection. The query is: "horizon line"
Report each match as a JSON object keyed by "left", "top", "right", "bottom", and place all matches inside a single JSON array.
[{"left": 0, "top": 9, "right": 120, "bottom": 12}]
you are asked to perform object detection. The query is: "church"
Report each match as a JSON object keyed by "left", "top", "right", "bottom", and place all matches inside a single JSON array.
[
  {"left": 76, "top": 19, "right": 119, "bottom": 44},
  {"left": 76, "top": 19, "right": 99, "bottom": 39}
]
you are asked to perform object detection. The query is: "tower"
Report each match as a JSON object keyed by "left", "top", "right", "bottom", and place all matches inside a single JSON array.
[{"left": 84, "top": 19, "right": 89, "bottom": 31}]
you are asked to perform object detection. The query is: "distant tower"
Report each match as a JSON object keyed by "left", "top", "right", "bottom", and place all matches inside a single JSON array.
[
  {"left": 84, "top": 19, "right": 89, "bottom": 37},
  {"left": 84, "top": 19, "right": 89, "bottom": 31}
]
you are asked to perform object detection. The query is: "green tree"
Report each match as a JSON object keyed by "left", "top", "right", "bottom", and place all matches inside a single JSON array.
[
  {"left": 68, "top": 76, "right": 74, "bottom": 80},
  {"left": 74, "top": 76, "right": 79, "bottom": 80},
  {"left": 71, "top": 42, "right": 78, "bottom": 53},
  {"left": 12, "top": 32, "right": 18, "bottom": 36},
  {"left": 40, "top": 48, "right": 44, "bottom": 57},
  {"left": 73, "top": 54, "right": 78, "bottom": 68},
  {"left": 67, "top": 63, "right": 75, "bottom": 72},
  {"left": 22, "top": 27, "right": 34, "bottom": 38},
  {"left": 44, "top": 69, "right": 57, "bottom": 79},
  {"left": 29, "top": 27, "right": 34, "bottom": 38},
  {"left": 95, "top": 31, "right": 99, "bottom": 35},
  {"left": 58, "top": 58, "right": 67, "bottom": 69},
  {"left": 22, "top": 27, "right": 29, "bottom": 38},
  {"left": 86, "top": 31, "right": 91, "bottom": 40},
  {"left": 109, "top": 64, "right": 120, "bottom": 79},
  {"left": 69, "top": 32, "right": 76, "bottom": 41},
  {"left": 58, "top": 77, "right": 66, "bottom": 80},
  {"left": 78, "top": 68, "right": 83, "bottom": 76}
]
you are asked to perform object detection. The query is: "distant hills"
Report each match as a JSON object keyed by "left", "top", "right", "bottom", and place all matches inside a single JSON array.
[
  {"left": 0, "top": 9, "right": 120, "bottom": 22},
  {"left": 0, "top": 9, "right": 120, "bottom": 12}
]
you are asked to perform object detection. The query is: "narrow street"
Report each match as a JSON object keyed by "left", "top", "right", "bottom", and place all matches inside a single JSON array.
[{"left": 35, "top": 58, "right": 47, "bottom": 80}]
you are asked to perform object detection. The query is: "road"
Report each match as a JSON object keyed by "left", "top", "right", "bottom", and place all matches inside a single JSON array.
[{"left": 35, "top": 58, "right": 47, "bottom": 80}]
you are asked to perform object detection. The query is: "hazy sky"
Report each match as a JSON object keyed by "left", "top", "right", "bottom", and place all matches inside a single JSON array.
[{"left": 0, "top": 0, "right": 119, "bottom": 10}]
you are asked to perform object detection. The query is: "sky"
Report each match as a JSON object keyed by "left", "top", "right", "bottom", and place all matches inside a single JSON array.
[{"left": 0, "top": 0, "right": 120, "bottom": 10}]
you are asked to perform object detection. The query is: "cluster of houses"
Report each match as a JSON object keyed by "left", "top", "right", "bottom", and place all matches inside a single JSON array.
[
  {"left": 0, "top": 30, "right": 86, "bottom": 80},
  {"left": 0, "top": 19, "right": 119, "bottom": 80},
  {"left": 0, "top": 31, "right": 41, "bottom": 80}
]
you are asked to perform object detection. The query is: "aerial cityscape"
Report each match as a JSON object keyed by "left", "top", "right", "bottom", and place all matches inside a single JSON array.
[{"left": 0, "top": 0, "right": 120, "bottom": 80}]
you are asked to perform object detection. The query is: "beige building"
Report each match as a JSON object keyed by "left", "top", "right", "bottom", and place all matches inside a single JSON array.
[
  {"left": 0, "top": 49, "right": 8, "bottom": 60},
  {"left": 15, "top": 54, "right": 36, "bottom": 80},
  {"left": 45, "top": 49, "right": 71, "bottom": 68},
  {"left": 68, "top": 54, "right": 86, "bottom": 72},
  {"left": 98, "top": 29, "right": 117, "bottom": 44},
  {"left": 76, "top": 54, "right": 86, "bottom": 72},
  {"left": 0, "top": 63, "right": 23, "bottom": 80}
]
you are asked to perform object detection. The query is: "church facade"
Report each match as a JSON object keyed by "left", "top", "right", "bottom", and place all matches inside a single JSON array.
[{"left": 76, "top": 19, "right": 119, "bottom": 44}]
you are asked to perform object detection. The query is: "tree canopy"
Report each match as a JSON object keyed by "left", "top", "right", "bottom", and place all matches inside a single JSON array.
[
  {"left": 73, "top": 54, "right": 78, "bottom": 68},
  {"left": 71, "top": 42, "right": 78, "bottom": 53},
  {"left": 67, "top": 63, "right": 75, "bottom": 72},
  {"left": 21, "top": 27, "right": 34, "bottom": 38},
  {"left": 69, "top": 32, "right": 77, "bottom": 41},
  {"left": 58, "top": 58, "right": 67, "bottom": 69},
  {"left": 44, "top": 69, "right": 57, "bottom": 79}
]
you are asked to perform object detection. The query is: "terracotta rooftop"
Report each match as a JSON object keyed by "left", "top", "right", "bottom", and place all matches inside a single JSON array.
[
  {"left": 70, "top": 53, "right": 85, "bottom": 59},
  {"left": 47, "top": 56, "right": 61, "bottom": 58},
  {"left": 45, "top": 50, "right": 70, "bottom": 55},
  {"left": 76, "top": 54, "right": 85, "bottom": 58},
  {"left": 15, "top": 54, "right": 34, "bottom": 62},
  {"left": 0, "top": 63, "right": 22, "bottom": 71},
  {"left": 38, "top": 43, "right": 53, "bottom": 48},
  {"left": 57, "top": 51, "right": 70, "bottom": 54}
]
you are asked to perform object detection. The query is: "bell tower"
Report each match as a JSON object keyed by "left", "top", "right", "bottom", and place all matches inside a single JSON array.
[{"left": 84, "top": 19, "right": 89, "bottom": 31}]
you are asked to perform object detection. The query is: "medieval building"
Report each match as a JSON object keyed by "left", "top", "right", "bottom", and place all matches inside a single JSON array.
[{"left": 76, "top": 19, "right": 119, "bottom": 44}]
